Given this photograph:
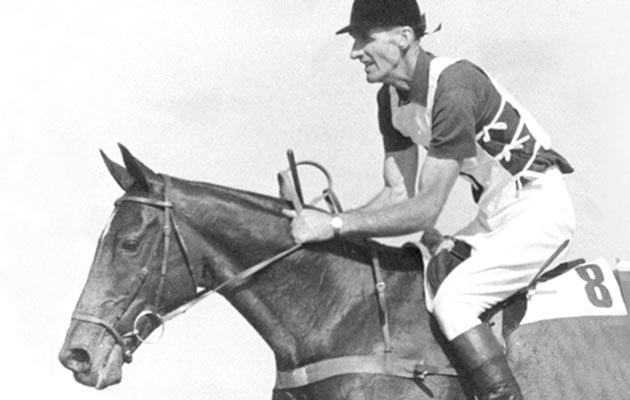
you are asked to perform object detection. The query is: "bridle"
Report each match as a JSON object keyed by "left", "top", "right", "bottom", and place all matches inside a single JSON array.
[{"left": 72, "top": 174, "right": 301, "bottom": 364}]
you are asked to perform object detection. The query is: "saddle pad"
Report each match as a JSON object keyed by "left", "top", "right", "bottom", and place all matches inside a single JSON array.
[{"left": 521, "top": 258, "right": 628, "bottom": 325}]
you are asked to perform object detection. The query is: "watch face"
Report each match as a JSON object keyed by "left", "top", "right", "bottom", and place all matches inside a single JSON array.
[{"left": 331, "top": 216, "right": 343, "bottom": 229}]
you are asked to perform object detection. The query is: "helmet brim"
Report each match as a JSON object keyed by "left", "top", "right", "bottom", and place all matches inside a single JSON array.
[{"left": 335, "top": 25, "right": 353, "bottom": 35}]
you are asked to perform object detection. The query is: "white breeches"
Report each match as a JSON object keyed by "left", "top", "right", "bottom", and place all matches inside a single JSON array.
[{"left": 429, "top": 167, "right": 576, "bottom": 340}]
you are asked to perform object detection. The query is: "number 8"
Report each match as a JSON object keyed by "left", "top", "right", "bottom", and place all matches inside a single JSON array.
[{"left": 575, "top": 264, "right": 613, "bottom": 308}]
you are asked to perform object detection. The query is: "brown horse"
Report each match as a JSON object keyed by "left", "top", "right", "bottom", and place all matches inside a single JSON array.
[{"left": 59, "top": 145, "right": 630, "bottom": 399}]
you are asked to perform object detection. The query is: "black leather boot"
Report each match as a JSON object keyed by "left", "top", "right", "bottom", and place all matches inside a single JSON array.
[{"left": 449, "top": 324, "right": 523, "bottom": 400}]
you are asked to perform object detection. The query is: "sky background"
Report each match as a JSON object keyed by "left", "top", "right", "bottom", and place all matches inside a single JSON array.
[{"left": 1, "top": 1, "right": 629, "bottom": 399}]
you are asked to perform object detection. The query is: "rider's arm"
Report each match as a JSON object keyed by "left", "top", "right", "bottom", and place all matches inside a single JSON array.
[
  {"left": 282, "top": 149, "right": 461, "bottom": 243},
  {"left": 338, "top": 154, "right": 461, "bottom": 237}
]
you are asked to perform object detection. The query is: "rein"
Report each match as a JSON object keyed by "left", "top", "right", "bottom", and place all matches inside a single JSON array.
[{"left": 163, "top": 243, "right": 302, "bottom": 322}]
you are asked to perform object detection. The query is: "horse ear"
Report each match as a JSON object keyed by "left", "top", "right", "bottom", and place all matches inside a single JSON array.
[
  {"left": 100, "top": 149, "right": 136, "bottom": 191},
  {"left": 118, "top": 143, "right": 158, "bottom": 192}
]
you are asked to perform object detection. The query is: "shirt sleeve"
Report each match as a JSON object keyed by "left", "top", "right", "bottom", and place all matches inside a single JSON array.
[{"left": 428, "top": 86, "right": 478, "bottom": 160}]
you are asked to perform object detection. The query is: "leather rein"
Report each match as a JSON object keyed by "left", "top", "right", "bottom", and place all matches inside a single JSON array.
[{"left": 72, "top": 172, "right": 458, "bottom": 386}]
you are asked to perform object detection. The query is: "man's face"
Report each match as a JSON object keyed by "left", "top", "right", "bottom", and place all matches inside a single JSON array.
[{"left": 350, "top": 27, "right": 403, "bottom": 84}]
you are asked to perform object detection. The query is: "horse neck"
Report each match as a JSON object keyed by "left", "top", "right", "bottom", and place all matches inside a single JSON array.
[
  {"left": 172, "top": 179, "right": 384, "bottom": 369},
  {"left": 173, "top": 179, "right": 293, "bottom": 263}
]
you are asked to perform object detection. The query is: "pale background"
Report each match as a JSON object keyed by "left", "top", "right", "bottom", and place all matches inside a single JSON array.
[{"left": 1, "top": 0, "right": 629, "bottom": 399}]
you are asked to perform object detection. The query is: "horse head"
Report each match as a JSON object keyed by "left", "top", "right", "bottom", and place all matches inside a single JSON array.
[{"left": 58, "top": 144, "right": 216, "bottom": 388}]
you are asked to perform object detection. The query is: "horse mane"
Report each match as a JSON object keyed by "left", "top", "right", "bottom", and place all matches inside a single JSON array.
[{"left": 169, "top": 175, "right": 425, "bottom": 273}]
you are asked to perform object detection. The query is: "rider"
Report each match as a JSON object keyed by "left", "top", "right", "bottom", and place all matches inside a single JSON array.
[{"left": 283, "top": 0, "right": 576, "bottom": 398}]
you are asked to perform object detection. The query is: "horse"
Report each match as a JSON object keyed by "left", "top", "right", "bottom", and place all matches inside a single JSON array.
[{"left": 59, "top": 145, "right": 630, "bottom": 399}]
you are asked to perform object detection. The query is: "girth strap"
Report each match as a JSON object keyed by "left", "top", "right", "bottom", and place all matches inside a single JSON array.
[{"left": 275, "top": 355, "right": 457, "bottom": 389}]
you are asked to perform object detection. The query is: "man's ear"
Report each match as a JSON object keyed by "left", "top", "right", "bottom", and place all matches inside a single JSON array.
[{"left": 396, "top": 26, "right": 416, "bottom": 50}]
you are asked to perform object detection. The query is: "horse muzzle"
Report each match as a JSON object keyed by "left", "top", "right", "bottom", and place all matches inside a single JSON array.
[{"left": 58, "top": 320, "right": 126, "bottom": 389}]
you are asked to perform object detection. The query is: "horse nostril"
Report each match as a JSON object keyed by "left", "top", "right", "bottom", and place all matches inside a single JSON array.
[
  {"left": 60, "top": 347, "right": 93, "bottom": 373},
  {"left": 70, "top": 348, "right": 91, "bottom": 364}
]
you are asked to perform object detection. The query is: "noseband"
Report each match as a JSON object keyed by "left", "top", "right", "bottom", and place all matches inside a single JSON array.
[{"left": 72, "top": 174, "right": 301, "bottom": 363}]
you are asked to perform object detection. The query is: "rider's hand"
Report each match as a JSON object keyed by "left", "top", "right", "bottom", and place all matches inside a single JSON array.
[{"left": 282, "top": 209, "right": 334, "bottom": 244}]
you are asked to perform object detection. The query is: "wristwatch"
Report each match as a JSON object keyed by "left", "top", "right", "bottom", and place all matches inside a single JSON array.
[{"left": 330, "top": 215, "right": 343, "bottom": 238}]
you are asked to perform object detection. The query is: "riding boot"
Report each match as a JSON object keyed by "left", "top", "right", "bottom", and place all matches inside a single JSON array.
[{"left": 449, "top": 324, "right": 523, "bottom": 400}]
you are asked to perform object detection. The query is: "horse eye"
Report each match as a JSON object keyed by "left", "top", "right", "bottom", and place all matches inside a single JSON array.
[{"left": 121, "top": 239, "right": 139, "bottom": 252}]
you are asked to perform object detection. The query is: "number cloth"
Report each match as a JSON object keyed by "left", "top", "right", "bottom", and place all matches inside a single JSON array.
[
  {"left": 378, "top": 55, "right": 576, "bottom": 340},
  {"left": 521, "top": 259, "right": 628, "bottom": 324}
]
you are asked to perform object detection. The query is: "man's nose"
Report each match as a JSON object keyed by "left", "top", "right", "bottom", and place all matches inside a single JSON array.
[{"left": 349, "top": 41, "right": 362, "bottom": 59}]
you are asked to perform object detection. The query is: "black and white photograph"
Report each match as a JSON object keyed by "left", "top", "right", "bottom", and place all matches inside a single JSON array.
[{"left": 2, "top": 0, "right": 630, "bottom": 399}]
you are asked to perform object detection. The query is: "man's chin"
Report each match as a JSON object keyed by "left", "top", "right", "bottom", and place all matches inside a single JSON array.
[{"left": 365, "top": 74, "right": 382, "bottom": 84}]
